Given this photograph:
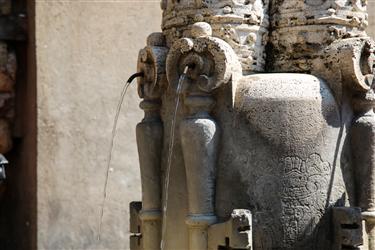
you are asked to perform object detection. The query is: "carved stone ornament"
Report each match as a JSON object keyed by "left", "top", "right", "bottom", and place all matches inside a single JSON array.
[
  {"left": 166, "top": 22, "right": 241, "bottom": 93},
  {"left": 162, "top": 0, "right": 269, "bottom": 73},
  {"left": 137, "top": 32, "right": 169, "bottom": 101},
  {"left": 130, "top": 0, "right": 375, "bottom": 249}
]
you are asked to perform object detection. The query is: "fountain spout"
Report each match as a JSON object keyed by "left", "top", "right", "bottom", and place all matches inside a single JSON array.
[
  {"left": 0, "top": 154, "right": 9, "bottom": 181},
  {"left": 166, "top": 22, "right": 241, "bottom": 250}
]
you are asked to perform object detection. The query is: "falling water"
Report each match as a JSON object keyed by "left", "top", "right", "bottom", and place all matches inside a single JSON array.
[
  {"left": 98, "top": 72, "right": 143, "bottom": 240},
  {"left": 161, "top": 66, "right": 189, "bottom": 250}
]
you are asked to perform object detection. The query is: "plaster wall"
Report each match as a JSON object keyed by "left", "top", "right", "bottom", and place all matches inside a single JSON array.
[
  {"left": 36, "top": 1, "right": 161, "bottom": 249},
  {"left": 370, "top": 2, "right": 375, "bottom": 39}
]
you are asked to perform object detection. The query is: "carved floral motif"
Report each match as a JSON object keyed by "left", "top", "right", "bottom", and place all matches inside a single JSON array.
[{"left": 254, "top": 154, "right": 332, "bottom": 249}]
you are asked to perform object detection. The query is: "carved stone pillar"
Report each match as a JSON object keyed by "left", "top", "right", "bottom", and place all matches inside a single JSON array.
[
  {"left": 351, "top": 89, "right": 375, "bottom": 249},
  {"left": 166, "top": 22, "right": 241, "bottom": 250},
  {"left": 135, "top": 33, "right": 168, "bottom": 250},
  {"left": 181, "top": 95, "right": 219, "bottom": 250}
]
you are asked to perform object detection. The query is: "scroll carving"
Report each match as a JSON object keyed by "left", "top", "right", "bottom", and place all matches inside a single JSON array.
[
  {"left": 166, "top": 22, "right": 241, "bottom": 250},
  {"left": 136, "top": 32, "right": 168, "bottom": 250}
]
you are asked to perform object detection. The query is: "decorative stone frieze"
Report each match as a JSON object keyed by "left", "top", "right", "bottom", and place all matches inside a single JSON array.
[
  {"left": 269, "top": 0, "right": 369, "bottom": 73},
  {"left": 162, "top": 0, "right": 269, "bottom": 73}
]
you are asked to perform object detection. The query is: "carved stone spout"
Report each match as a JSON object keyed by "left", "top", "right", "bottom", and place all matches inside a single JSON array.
[
  {"left": 136, "top": 32, "right": 168, "bottom": 250},
  {"left": 165, "top": 22, "right": 241, "bottom": 250}
]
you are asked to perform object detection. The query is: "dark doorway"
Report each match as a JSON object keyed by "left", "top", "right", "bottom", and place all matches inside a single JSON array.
[{"left": 0, "top": 0, "right": 36, "bottom": 249}]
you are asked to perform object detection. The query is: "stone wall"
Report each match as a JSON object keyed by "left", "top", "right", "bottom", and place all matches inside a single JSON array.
[
  {"left": 370, "top": 2, "right": 375, "bottom": 39},
  {"left": 36, "top": 1, "right": 161, "bottom": 249}
]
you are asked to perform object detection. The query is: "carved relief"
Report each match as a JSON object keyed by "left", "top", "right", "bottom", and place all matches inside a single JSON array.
[
  {"left": 280, "top": 154, "right": 331, "bottom": 247},
  {"left": 269, "top": 0, "right": 369, "bottom": 74},
  {"left": 166, "top": 23, "right": 241, "bottom": 93},
  {"left": 253, "top": 154, "right": 332, "bottom": 248},
  {"left": 137, "top": 33, "right": 168, "bottom": 101},
  {"left": 162, "top": 0, "right": 269, "bottom": 72}
]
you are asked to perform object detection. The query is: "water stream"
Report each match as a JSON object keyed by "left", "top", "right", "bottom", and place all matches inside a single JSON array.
[
  {"left": 161, "top": 66, "right": 189, "bottom": 250},
  {"left": 98, "top": 72, "right": 143, "bottom": 240}
]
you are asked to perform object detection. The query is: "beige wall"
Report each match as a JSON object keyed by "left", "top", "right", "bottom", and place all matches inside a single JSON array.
[
  {"left": 36, "top": 1, "right": 161, "bottom": 249},
  {"left": 370, "top": 2, "right": 375, "bottom": 39}
]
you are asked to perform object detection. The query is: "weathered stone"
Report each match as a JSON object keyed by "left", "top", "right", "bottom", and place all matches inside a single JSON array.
[
  {"left": 332, "top": 207, "right": 364, "bottom": 249},
  {"left": 162, "top": 0, "right": 269, "bottom": 73},
  {"left": 230, "top": 73, "right": 344, "bottom": 249},
  {"left": 133, "top": 1, "right": 375, "bottom": 250},
  {"left": 208, "top": 209, "right": 252, "bottom": 250},
  {"left": 135, "top": 32, "right": 168, "bottom": 250},
  {"left": 269, "top": 0, "right": 368, "bottom": 73}
]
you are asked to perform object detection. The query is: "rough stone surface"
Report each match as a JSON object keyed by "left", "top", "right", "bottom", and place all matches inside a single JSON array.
[
  {"left": 332, "top": 207, "right": 364, "bottom": 249},
  {"left": 161, "top": 0, "right": 269, "bottom": 73},
  {"left": 269, "top": 0, "right": 369, "bottom": 74},
  {"left": 36, "top": 2, "right": 161, "bottom": 249},
  {"left": 208, "top": 209, "right": 252, "bottom": 250},
  {"left": 134, "top": 1, "right": 375, "bottom": 250},
  {"left": 370, "top": 3, "right": 375, "bottom": 39}
]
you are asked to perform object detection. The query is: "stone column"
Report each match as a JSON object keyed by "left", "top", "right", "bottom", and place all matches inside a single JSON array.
[
  {"left": 166, "top": 22, "right": 241, "bottom": 250},
  {"left": 181, "top": 93, "right": 219, "bottom": 250},
  {"left": 136, "top": 98, "right": 163, "bottom": 250},
  {"left": 351, "top": 89, "right": 375, "bottom": 250},
  {"left": 136, "top": 33, "right": 168, "bottom": 250}
]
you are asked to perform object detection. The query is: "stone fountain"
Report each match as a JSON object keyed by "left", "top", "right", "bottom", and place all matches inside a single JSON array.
[{"left": 130, "top": 0, "right": 375, "bottom": 249}]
